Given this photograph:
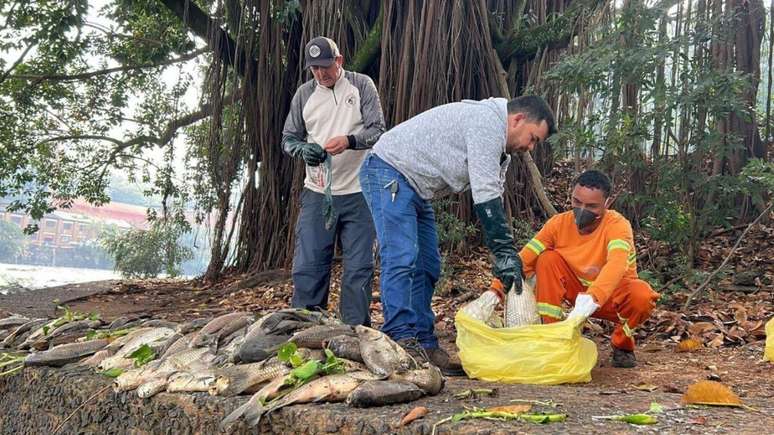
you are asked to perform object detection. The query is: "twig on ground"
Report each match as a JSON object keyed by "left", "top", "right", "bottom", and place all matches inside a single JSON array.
[
  {"left": 52, "top": 384, "right": 111, "bottom": 434},
  {"left": 683, "top": 202, "right": 773, "bottom": 310}
]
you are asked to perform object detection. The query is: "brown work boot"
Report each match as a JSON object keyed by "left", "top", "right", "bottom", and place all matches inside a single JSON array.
[
  {"left": 425, "top": 347, "right": 466, "bottom": 377},
  {"left": 612, "top": 347, "right": 637, "bottom": 368},
  {"left": 397, "top": 337, "right": 430, "bottom": 362}
]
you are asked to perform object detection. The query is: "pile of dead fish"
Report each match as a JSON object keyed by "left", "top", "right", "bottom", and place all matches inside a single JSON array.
[{"left": 0, "top": 309, "right": 444, "bottom": 427}]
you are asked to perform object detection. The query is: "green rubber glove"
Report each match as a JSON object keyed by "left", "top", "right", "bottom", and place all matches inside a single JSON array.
[{"left": 474, "top": 197, "right": 523, "bottom": 293}]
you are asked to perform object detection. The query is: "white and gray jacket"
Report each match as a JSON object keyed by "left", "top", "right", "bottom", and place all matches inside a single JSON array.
[
  {"left": 373, "top": 97, "right": 511, "bottom": 204},
  {"left": 282, "top": 70, "right": 385, "bottom": 195}
]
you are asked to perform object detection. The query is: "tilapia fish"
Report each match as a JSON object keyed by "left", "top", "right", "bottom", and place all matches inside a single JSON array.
[
  {"left": 176, "top": 317, "right": 212, "bottom": 335},
  {"left": 345, "top": 380, "right": 424, "bottom": 407},
  {"left": 160, "top": 332, "right": 195, "bottom": 359},
  {"left": 190, "top": 312, "right": 253, "bottom": 348},
  {"left": 389, "top": 365, "right": 445, "bottom": 395},
  {"left": 0, "top": 316, "right": 30, "bottom": 330},
  {"left": 114, "top": 361, "right": 163, "bottom": 392},
  {"left": 325, "top": 334, "right": 363, "bottom": 362},
  {"left": 237, "top": 331, "right": 290, "bottom": 363},
  {"left": 166, "top": 371, "right": 215, "bottom": 393},
  {"left": 137, "top": 376, "right": 169, "bottom": 399},
  {"left": 98, "top": 327, "right": 176, "bottom": 371},
  {"left": 220, "top": 373, "right": 294, "bottom": 428},
  {"left": 242, "top": 372, "right": 371, "bottom": 427},
  {"left": 210, "top": 361, "right": 290, "bottom": 397},
  {"left": 290, "top": 325, "right": 355, "bottom": 349},
  {"left": 355, "top": 325, "right": 415, "bottom": 378},
  {"left": 2, "top": 318, "right": 47, "bottom": 348},
  {"left": 25, "top": 339, "right": 109, "bottom": 367}
]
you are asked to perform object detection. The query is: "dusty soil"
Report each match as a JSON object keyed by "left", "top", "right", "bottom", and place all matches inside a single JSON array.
[{"left": 1, "top": 266, "right": 772, "bottom": 434}]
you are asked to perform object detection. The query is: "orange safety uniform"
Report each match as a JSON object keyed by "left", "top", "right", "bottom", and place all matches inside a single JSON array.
[{"left": 519, "top": 210, "right": 659, "bottom": 351}]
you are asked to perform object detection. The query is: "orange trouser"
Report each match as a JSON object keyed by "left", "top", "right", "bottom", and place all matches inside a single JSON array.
[{"left": 534, "top": 250, "right": 659, "bottom": 351}]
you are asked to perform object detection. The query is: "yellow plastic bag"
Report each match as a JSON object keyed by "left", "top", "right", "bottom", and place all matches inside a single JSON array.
[
  {"left": 455, "top": 311, "right": 597, "bottom": 384},
  {"left": 765, "top": 318, "right": 774, "bottom": 362}
]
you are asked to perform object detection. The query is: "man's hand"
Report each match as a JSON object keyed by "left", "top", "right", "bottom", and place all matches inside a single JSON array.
[
  {"left": 567, "top": 293, "right": 599, "bottom": 320},
  {"left": 323, "top": 136, "right": 349, "bottom": 155}
]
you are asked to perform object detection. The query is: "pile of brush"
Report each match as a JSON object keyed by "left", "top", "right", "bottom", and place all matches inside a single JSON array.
[{"left": 0, "top": 308, "right": 444, "bottom": 428}]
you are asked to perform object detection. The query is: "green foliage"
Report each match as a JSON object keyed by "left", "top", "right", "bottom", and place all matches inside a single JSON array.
[
  {"left": 0, "top": 220, "right": 24, "bottom": 259},
  {"left": 0, "top": 0, "right": 200, "bottom": 225},
  {"left": 511, "top": 218, "right": 535, "bottom": 248},
  {"left": 129, "top": 343, "right": 156, "bottom": 367},
  {"left": 100, "top": 218, "right": 193, "bottom": 278},
  {"left": 433, "top": 199, "right": 477, "bottom": 253}
]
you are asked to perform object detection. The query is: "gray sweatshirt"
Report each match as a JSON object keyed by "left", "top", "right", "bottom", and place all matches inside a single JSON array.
[{"left": 373, "top": 97, "right": 511, "bottom": 204}]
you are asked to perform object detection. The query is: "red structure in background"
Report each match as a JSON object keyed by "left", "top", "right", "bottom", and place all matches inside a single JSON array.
[{"left": 1, "top": 199, "right": 151, "bottom": 249}]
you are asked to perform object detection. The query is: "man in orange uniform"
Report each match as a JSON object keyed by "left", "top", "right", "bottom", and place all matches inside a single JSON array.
[{"left": 517, "top": 170, "right": 659, "bottom": 367}]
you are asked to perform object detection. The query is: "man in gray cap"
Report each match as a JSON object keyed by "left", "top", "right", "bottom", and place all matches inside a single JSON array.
[{"left": 282, "top": 36, "right": 386, "bottom": 326}]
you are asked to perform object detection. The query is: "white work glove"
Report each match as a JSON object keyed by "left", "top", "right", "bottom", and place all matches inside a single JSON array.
[{"left": 567, "top": 293, "right": 600, "bottom": 320}]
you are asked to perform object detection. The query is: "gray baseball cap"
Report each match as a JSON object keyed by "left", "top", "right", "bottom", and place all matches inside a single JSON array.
[{"left": 304, "top": 36, "right": 341, "bottom": 69}]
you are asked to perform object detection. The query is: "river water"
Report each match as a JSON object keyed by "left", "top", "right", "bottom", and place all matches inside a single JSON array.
[{"left": 0, "top": 263, "right": 122, "bottom": 294}]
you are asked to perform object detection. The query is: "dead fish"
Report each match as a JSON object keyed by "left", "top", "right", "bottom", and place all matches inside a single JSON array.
[
  {"left": 390, "top": 365, "right": 445, "bottom": 395},
  {"left": 25, "top": 339, "right": 109, "bottom": 367},
  {"left": 290, "top": 325, "right": 355, "bottom": 349},
  {"left": 345, "top": 380, "right": 424, "bottom": 407},
  {"left": 355, "top": 326, "right": 415, "bottom": 378},
  {"left": 0, "top": 329, "right": 9, "bottom": 342},
  {"left": 139, "top": 319, "right": 179, "bottom": 329},
  {"left": 80, "top": 349, "right": 113, "bottom": 367},
  {"left": 98, "top": 327, "right": 175, "bottom": 371},
  {"left": 155, "top": 332, "right": 183, "bottom": 357},
  {"left": 107, "top": 316, "right": 134, "bottom": 330},
  {"left": 210, "top": 361, "right": 290, "bottom": 397},
  {"left": 325, "top": 334, "right": 363, "bottom": 362},
  {"left": 157, "top": 347, "right": 215, "bottom": 373},
  {"left": 237, "top": 332, "right": 290, "bottom": 363},
  {"left": 105, "top": 327, "right": 155, "bottom": 352},
  {"left": 176, "top": 317, "right": 212, "bottom": 335},
  {"left": 166, "top": 371, "right": 215, "bottom": 393},
  {"left": 160, "top": 332, "right": 196, "bottom": 359},
  {"left": 2, "top": 318, "right": 47, "bottom": 348},
  {"left": 220, "top": 373, "right": 293, "bottom": 428},
  {"left": 254, "top": 309, "right": 339, "bottom": 332},
  {"left": 137, "top": 376, "right": 169, "bottom": 399},
  {"left": 49, "top": 319, "right": 102, "bottom": 338},
  {"left": 244, "top": 372, "right": 368, "bottom": 426},
  {"left": 113, "top": 361, "right": 163, "bottom": 392},
  {"left": 190, "top": 312, "right": 253, "bottom": 348},
  {"left": 0, "top": 316, "right": 30, "bottom": 330}
]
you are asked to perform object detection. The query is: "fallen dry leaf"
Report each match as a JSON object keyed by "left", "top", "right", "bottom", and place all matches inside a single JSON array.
[
  {"left": 689, "top": 416, "right": 707, "bottom": 425},
  {"left": 399, "top": 406, "right": 428, "bottom": 427},
  {"left": 676, "top": 338, "right": 702, "bottom": 352},
  {"left": 633, "top": 383, "right": 659, "bottom": 392},
  {"left": 487, "top": 404, "right": 532, "bottom": 414},
  {"left": 682, "top": 380, "right": 742, "bottom": 407}
]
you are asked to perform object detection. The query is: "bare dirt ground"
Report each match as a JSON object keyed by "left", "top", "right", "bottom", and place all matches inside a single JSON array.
[{"left": 1, "top": 262, "right": 772, "bottom": 434}]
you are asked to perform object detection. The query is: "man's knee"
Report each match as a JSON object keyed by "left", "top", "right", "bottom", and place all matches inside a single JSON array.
[{"left": 625, "top": 279, "right": 659, "bottom": 314}]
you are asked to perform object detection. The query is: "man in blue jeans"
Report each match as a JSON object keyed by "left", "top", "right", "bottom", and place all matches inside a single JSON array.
[{"left": 359, "top": 96, "right": 555, "bottom": 376}]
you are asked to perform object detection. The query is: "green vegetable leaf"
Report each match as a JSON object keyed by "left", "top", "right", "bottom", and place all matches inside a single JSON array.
[
  {"left": 85, "top": 330, "right": 97, "bottom": 340},
  {"left": 42, "top": 325, "right": 50, "bottom": 336},
  {"left": 613, "top": 414, "right": 658, "bottom": 425},
  {"left": 100, "top": 367, "right": 125, "bottom": 378},
  {"left": 290, "top": 360, "right": 321, "bottom": 382},
  {"left": 129, "top": 344, "right": 156, "bottom": 367},
  {"left": 289, "top": 353, "right": 304, "bottom": 368},
  {"left": 278, "top": 342, "right": 297, "bottom": 362}
]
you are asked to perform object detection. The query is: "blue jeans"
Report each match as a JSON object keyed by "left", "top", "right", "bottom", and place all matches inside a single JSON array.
[{"left": 359, "top": 153, "right": 441, "bottom": 349}]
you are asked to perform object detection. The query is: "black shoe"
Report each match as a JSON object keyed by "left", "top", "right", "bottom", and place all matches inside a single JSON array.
[
  {"left": 396, "top": 337, "right": 430, "bottom": 363},
  {"left": 424, "top": 347, "right": 466, "bottom": 377},
  {"left": 612, "top": 347, "right": 637, "bottom": 368}
]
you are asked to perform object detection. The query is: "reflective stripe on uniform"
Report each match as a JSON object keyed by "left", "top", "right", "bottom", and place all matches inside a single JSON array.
[
  {"left": 607, "top": 239, "right": 631, "bottom": 252},
  {"left": 537, "top": 302, "right": 563, "bottom": 319},
  {"left": 578, "top": 276, "right": 594, "bottom": 287},
  {"left": 525, "top": 238, "right": 546, "bottom": 256},
  {"left": 627, "top": 251, "right": 637, "bottom": 266},
  {"left": 618, "top": 313, "right": 634, "bottom": 337}
]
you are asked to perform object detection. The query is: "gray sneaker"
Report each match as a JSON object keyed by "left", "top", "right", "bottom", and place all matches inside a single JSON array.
[{"left": 612, "top": 347, "right": 637, "bottom": 368}]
